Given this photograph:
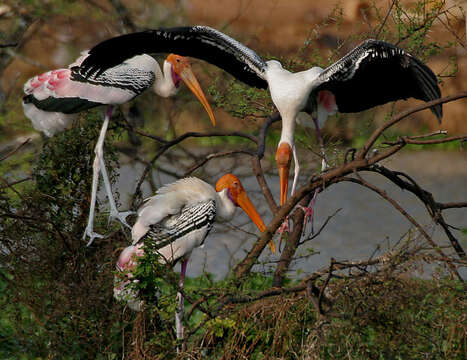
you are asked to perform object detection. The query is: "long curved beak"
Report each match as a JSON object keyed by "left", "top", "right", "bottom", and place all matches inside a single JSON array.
[
  {"left": 179, "top": 67, "right": 216, "bottom": 126},
  {"left": 237, "top": 191, "right": 276, "bottom": 254},
  {"left": 276, "top": 143, "right": 292, "bottom": 206}
]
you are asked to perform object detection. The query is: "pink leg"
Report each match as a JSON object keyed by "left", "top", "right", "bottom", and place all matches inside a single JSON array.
[
  {"left": 298, "top": 188, "right": 319, "bottom": 234},
  {"left": 176, "top": 258, "right": 189, "bottom": 347},
  {"left": 276, "top": 216, "right": 290, "bottom": 251}
]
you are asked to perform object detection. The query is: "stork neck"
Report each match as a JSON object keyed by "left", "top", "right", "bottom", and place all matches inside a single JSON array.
[
  {"left": 153, "top": 60, "right": 179, "bottom": 98},
  {"left": 278, "top": 114, "right": 296, "bottom": 148},
  {"left": 215, "top": 189, "right": 236, "bottom": 222}
]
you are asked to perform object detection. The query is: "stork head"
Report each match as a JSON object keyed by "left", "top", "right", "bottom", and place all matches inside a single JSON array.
[
  {"left": 216, "top": 174, "right": 276, "bottom": 254},
  {"left": 276, "top": 142, "right": 292, "bottom": 206},
  {"left": 166, "top": 54, "right": 216, "bottom": 126}
]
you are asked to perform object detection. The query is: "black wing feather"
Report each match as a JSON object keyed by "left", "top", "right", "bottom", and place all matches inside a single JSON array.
[
  {"left": 313, "top": 40, "right": 442, "bottom": 121},
  {"left": 143, "top": 200, "right": 216, "bottom": 264},
  {"left": 80, "top": 26, "right": 268, "bottom": 89}
]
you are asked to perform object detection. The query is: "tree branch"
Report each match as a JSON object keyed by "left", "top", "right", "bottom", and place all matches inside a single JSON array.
[{"left": 358, "top": 92, "right": 467, "bottom": 160}]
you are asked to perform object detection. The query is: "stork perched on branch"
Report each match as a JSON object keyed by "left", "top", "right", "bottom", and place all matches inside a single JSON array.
[
  {"left": 78, "top": 26, "right": 442, "bottom": 215},
  {"left": 114, "top": 174, "right": 275, "bottom": 341},
  {"left": 22, "top": 51, "right": 216, "bottom": 245}
]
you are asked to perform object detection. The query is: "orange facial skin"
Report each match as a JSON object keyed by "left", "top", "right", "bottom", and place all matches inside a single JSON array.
[
  {"left": 216, "top": 174, "right": 276, "bottom": 254},
  {"left": 166, "top": 54, "right": 216, "bottom": 126}
]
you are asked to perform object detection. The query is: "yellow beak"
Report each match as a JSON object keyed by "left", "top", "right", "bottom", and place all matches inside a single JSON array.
[
  {"left": 236, "top": 190, "right": 276, "bottom": 254},
  {"left": 179, "top": 67, "right": 216, "bottom": 126}
]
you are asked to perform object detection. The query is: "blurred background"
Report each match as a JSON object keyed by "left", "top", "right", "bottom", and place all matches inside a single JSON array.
[
  {"left": 0, "top": 1, "right": 466, "bottom": 358},
  {"left": 2, "top": 0, "right": 467, "bottom": 140}
]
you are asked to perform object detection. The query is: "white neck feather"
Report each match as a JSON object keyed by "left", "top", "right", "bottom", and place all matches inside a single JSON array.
[
  {"left": 152, "top": 60, "right": 180, "bottom": 98},
  {"left": 215, "top": 189, "right": 236, "bottom": 222},
  {"left": 279, "top": 114, "right": 296, "bottom": 148}
]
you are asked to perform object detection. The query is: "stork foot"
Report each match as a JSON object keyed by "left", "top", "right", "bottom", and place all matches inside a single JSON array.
[
  {"left": 109, "top": 210, "right": 135, "bottom": 228},
  {"left": 298, "top": 205, "right": 315, "bottom": 234},
  {"left": 83, "top": 227, "right": 104, "bottom": 247},
  {"left": 321, "top": 159, "right": 329, "bottom": 172},
  {"left": 276, "top": 216, "right": 290, "bottom": 251},
  {"left": 299, "top": 188, "right": 319, "bottom": 234}
]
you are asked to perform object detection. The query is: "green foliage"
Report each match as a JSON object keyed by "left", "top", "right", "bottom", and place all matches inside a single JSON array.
[
  {"left": 320, "top": 277, "right": 466, "bottom": 359},
  {"left": 0, "top": 112, "right": 132, "bottom": 359},
  {"left": 208, "top": 78, "right": 272, "bottom": 120}
]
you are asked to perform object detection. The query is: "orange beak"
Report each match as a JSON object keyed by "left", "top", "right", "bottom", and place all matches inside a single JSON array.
[
  {"left": 168, "top": 54, "right": 216, "bottom": 126},
  {"left": 276, "top": 142, "right": 292, "bottom": 206},
  {"left": 236, "top": 190, "right": 276, "bottom": 254}
]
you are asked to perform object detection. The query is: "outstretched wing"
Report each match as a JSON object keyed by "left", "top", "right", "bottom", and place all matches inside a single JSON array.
[
  {"left": 79, "top": 26, "right": 268, "bottom": 89},
  {"left": 311, "top": 39, "right": 442, "bottom": 121}
]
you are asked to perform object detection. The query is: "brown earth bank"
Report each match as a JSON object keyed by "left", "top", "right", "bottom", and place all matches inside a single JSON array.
[{"left": 2, "top": 0, "right": 467, "bottom": 137}]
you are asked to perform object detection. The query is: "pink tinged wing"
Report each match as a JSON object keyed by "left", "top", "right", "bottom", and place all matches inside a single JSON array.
[
  {"left": 316, "top": 90, "right": 338, "bottom": 128},
  {"left": 23, "top": 69, "right": 72, "bottom": 100},
  {"left": 24, "top": 68, "right": 135, "bottom": 104},
  {"left": 318, "top": 90, "right": 338, "bottom": 114}
]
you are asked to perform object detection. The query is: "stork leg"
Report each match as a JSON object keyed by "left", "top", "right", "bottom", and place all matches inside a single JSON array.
[
  {"left": 313, "top": 117, "right": 329, "bottom": 171},
  {"left": 95, "top": 106, "right": 134, "bottom": 228},
  {"left": 176, "top": 258, "right": 188, "bottom": 351},
  {"left": 295, "top": 121, "right": 323, "bottom": 234},
  {"left": 83, "top": 108, "right": 114, "bottom": 245},
  {"left": 290, "top": 145, "right": 301, "bottom": 198},
  {"left": 84, "top": 106, "right": 134, "bottom": 245},
  {"left": 83, "top": 154, "right": 105, "bottom": 245}
]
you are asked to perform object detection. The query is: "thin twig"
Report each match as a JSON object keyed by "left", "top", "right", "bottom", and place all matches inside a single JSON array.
[
  {"left": 0, "top": 138, "right": 31, "bottom": 162},
  {"left": 375, "top": 0, "right": 397, "bottom": 39},
  {"left": 358, "top": 92, "right": 467, "bottom": 160},
  {"left": 341, "top": 175, "right": 463, "bottom": 281},
  {"left": 184, "top": 150, "right": 255, "bottom": 176}
]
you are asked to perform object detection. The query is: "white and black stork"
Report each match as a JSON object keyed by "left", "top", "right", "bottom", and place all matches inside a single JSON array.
[
  {"left": 114, "top": 174, "right": 275, "bottom": 339},
  {"left": 76, "top": 25, "right": 442, "bottom": 216},
  {"left": 22, "top": 51, "right": 216, "bottom": 245}
]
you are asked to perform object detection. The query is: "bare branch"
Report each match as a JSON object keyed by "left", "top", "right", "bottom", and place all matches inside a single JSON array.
[
  {"left": 0, "top": 138, "right": 31, "bottom": 162},
  {"left": 252, "top": 156, "right": 279, "bottom": 214},
  {"left": 299, "top": 208, "right": 342, "bottom": 245},
  {"left": 184, "top": 150, "right": 255, "bottom": 176},
  {"left": 272, "top": 193, "right": 313, "bottom": 287},
  {"left": 358, "top": 92, "right": 467, "bottom": 159},
  {"left": 130, "top": 130, "right": 258, "bottom": 208},
  {"left": 375, "top": 0, "right": 397, "bottom": 39},
  {"left": 383, "top": 134, "right": 466, "bottom": 146},
  {"left": 0, "top": 43, "right": 17, "bottom": 48},
  {"left": 257, "top": 112, "right": 281, "bottom": 159},
  {"left": 340, "top": 175, "right": 463, "bottom": 280},
  {"left": 367, "top": 165, "right": 466, "bottom": 258}
]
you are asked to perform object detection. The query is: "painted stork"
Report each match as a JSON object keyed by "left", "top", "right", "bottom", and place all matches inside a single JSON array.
[
  {"left": 22, "top": 51, "right": 216, "bottom": 245},
  {"left": 77, "top": 26, "right": 443, "bottom": 213},
  {"left": 113, "top": 174, "right": 275, "bottom": 339}
]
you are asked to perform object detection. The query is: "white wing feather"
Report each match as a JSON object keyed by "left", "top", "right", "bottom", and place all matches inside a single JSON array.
[{"left": 132, "top": 178, "right": 216, "bottom": 243}]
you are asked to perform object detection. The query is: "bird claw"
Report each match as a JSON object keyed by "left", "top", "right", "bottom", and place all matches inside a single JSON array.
[
  {"left": 109, "top": 210, "right": 135, "bottom": 228},
  {"left": 298, "top": 205, "right": 314, "bottom": 234},
  {"left": 83, "top": 228, "right": 104, "bottom": 247},
  {"left": 321, "top": 159, "right": 329, "bottom": 172},
  {"left": 276, "top": 216, "right": 290, "bottom": 251},
  {"left": 298, "top": 189, "right": 319, "bottom": 234}
]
